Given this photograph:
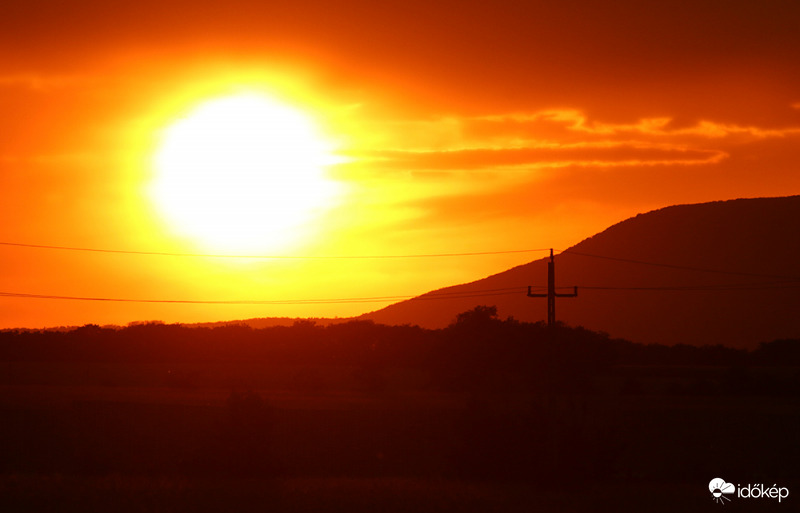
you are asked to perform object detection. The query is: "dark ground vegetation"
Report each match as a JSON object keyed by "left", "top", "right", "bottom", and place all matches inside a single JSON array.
[{"left": 1, "top": 306, "right": 798, "bottom": 512}]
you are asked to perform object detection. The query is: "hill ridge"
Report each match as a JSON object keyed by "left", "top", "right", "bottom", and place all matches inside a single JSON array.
[{"left": 360, "top": 195, "right": 800, "bottom": 348}]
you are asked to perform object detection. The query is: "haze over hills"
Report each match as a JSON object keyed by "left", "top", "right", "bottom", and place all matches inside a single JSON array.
[{"left": 360, "top": 196, "right": 800, "bottom": 349}]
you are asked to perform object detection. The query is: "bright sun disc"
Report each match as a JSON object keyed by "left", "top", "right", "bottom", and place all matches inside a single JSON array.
[{"left": 151, "top": 92, "right": 340, "bottom": 252}]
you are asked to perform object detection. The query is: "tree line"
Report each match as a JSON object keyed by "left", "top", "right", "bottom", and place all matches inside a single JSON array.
[{"left": 0, "top": 306, "right": 798, "bottom": 369}]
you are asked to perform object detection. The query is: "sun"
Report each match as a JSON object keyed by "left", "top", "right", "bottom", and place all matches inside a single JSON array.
[{"left": 150, "top": 91, "right": 341, "bottom": 253}]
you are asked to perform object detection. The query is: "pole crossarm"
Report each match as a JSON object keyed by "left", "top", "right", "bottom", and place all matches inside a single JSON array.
[
  {"left": 526, "top": 288, "right": 547, "bottom": 298},
  {"left": 555, "top": 287, "right": 578, "bottom": 298},
  {"left": 526, "top": 249, "right": 578, "bottom": 326}
]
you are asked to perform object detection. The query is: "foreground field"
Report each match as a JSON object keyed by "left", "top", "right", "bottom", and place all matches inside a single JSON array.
[
  {"left": 1, "top": 359, "right": 799, "bottom": 511},
  {"left": 0, "top": 474, "right": 734, "bottom": 513}
]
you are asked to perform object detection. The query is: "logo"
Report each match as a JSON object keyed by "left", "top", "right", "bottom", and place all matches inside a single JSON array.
[
  {"left": 709, "top": 477, "right": 790, "bottom": 504},
  {"left": 709, "top": 478, "right": 735, "bottom": 504}
]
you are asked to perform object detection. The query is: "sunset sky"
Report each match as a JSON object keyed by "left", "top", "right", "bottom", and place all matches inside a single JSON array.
[{"left": 2, "top": 0, "right": 800, "bottom": 328}]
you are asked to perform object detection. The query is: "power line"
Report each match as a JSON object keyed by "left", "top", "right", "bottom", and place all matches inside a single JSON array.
[
  {"left": 579, "top": 281, "right": 800, "bottom": 291},
  {"left": 2, "top": 241, "right": 799, "bottom": 306},
  {"left": 2, "top": 279, "right": 798, "bottom": 306},
  {"left": 0, "top": 241, "right": 550, "bottom": 259},
  {"left": 5, "top": 240, "right": 797, "bottom": 281},
  {"left": 557, "top": 249, "right": 800, "bottom": 281},
  {"left": 0, "top": 291, "right": 404, "bottom": 305},
  {"left": 0, "top": 287, "right": 527, "bottom": 305}
]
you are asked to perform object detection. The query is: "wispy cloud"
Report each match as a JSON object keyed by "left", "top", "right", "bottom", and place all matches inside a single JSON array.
[
  {"left": 337, "top": 108, "right": 800, "bottom": 175},
  {"left": 474, "top": 109, "right": 800, "bottom": 139},
  {"left": 351, "top": 144, "right": 726, "bottom": 172}
]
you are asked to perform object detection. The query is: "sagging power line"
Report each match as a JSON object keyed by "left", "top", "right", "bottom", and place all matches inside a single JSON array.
[
  {"left": 557, "top": 248, "right": 800, "bottom": 281},
  {"left": 0, "top": 241, "right": 551, "bottom": 260},
  {"left": 2, "top": 240, "right": 799, "bottom": 308},
  {"left": 2, "top": 280, "right": 799, "bottom": 307},
  {"left": 4, "top": 239, "right": 799, "bottom": 281},
  {"left": 0, "top": 287, "right": 528, "bottom": 306}
]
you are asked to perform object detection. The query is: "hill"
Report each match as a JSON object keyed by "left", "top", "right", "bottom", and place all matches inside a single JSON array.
[{"left": 360, "top": 196, "right": 800, "bottom": 348}]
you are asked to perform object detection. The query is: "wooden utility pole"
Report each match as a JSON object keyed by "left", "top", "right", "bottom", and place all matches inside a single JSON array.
[{"left": 527, "top": 249, "right": 577, "bottom": 326}]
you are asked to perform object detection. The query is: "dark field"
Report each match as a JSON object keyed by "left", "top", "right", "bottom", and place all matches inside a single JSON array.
[
  {"left": 1, "top": 319, "right": 799, "bottom": 511},
  {"left": 2, "top": 361, "right": 799, "bottom": 512}
]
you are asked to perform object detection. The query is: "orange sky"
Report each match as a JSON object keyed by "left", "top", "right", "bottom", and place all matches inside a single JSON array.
[{"left": 1, "top": 0, "right": 800, "bottom": 329}]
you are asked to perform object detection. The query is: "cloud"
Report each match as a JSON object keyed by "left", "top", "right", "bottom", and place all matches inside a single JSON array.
[
  {"left": 351, "top": 144, "right": 726, "bottom": 172},
  {"left": 334, "top": 106, "right": 800, "bottom": 180},
  {"left": 709, "top": 478, "right": 735, "bottom": 495},
  {"left": 476, "top": 109, "right": 800, "bottom": 140},
  {"left": 680, "top": 121, "right": 800, "bottom": 139}
]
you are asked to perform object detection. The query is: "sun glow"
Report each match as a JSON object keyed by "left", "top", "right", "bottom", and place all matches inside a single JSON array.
[{"left": 150, "top": 92, "right": 342, "bottom": 253}]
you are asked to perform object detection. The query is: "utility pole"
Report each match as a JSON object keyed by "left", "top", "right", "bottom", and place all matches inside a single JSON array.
[{"left": 527, "top": 249, "right": 577, "bottom": 326}]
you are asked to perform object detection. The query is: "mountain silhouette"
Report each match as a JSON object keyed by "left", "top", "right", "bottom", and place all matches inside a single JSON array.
[{"left": 361, "top": 196, "right": 800, "bottom": 348}]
